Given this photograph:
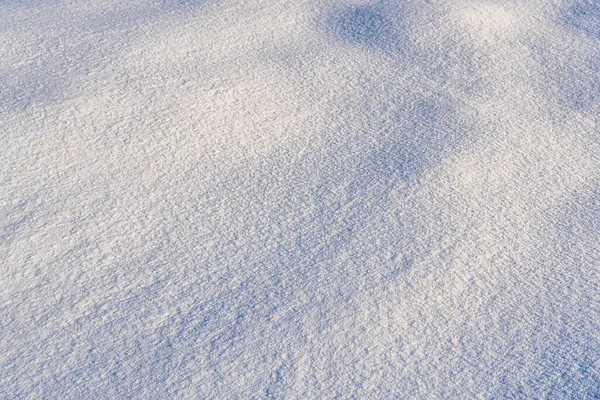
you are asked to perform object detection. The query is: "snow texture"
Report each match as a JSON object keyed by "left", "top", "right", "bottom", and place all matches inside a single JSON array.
[{"left": 1, "top": 0, "right": 600, "bottom": 398}]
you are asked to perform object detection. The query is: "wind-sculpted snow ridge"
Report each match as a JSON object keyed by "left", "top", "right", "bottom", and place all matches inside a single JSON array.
[{"left": 1, "top": 0, "right": 599, "bottom": 398}]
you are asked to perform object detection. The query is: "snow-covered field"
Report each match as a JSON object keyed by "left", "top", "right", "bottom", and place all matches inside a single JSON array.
[{"left": 1, "top": 0, "right": 599, "bottom": 397}]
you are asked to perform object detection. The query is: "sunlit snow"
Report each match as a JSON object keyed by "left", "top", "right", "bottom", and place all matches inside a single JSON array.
[{"left": 1, "top": 0, "right": 599, "bottom": 397}]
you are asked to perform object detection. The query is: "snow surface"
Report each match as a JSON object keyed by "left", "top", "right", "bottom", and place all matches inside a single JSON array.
[{"left": 1, "top": 0, "right": 600, "bottom": 397}]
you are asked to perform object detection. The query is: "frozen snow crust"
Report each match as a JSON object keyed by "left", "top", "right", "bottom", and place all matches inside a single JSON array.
[{"left": 1, "top": 0, "right": 600, "bottom": 397}]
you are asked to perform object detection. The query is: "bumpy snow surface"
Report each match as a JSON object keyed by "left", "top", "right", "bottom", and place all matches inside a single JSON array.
[{"left": 2, "top": 0, "right": 600, "bottom": 398}]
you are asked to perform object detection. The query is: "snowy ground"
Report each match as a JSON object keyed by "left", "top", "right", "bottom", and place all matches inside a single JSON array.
[{"left": 1, "top": 0, "right": 600, "bottom": 398}]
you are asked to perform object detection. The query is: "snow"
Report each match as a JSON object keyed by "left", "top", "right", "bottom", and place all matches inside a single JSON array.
[{"left": 1, "top": 0, "right": 599, "bottom": 397}]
